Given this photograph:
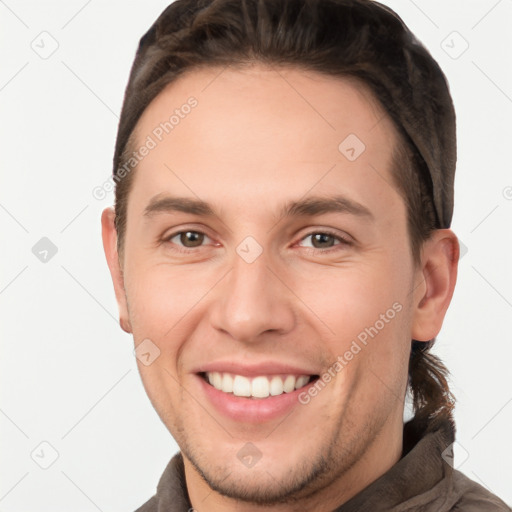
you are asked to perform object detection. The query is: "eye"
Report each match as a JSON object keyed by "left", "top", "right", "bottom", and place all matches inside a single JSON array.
[
  {"left": 298, "top": 230, "right": 352, "bottom": 251},
  {"left": 166, "top": 230, "right": 213, "bottom": 249}
]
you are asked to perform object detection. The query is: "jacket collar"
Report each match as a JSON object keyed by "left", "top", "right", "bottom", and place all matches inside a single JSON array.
[{"left": 333, "top": 415, "right": 456, "bottom": 511}]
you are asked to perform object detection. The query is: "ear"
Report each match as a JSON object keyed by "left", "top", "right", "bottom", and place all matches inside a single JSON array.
[
  {"left": 411, "top": 229, "right": 459, "bottom": 342},
  {"left": 101, "top": 206, "right": 132, "bottom": 333}
]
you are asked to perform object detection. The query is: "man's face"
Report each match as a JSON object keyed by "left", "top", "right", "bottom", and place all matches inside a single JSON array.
[{"left": 109, "top": 64, "right": 423, "bottom": 502}]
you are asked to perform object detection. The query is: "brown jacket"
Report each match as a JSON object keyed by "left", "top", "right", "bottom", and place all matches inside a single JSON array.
[{"left": 135, "top": 417, "right": 510, "bottom": 511}]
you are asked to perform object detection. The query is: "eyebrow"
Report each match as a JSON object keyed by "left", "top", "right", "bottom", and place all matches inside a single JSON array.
[
  {"left": 279, "top": 195, "right": 374, "bottom": 220},
  {"left": 144, "top": 195, "right": 215, "bottom": 217},
  {"left": 143, "top": 194, "right": 374, "bottom": 221}
]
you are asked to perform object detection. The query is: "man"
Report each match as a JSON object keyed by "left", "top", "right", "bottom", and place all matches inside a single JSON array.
[{"left": 101, "top": 0, "right": 510, "bottom": 510}]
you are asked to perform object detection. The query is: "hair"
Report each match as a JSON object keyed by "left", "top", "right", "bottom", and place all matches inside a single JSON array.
[{"left": 113, "top": 0, "right": 456, "bottom": 432}]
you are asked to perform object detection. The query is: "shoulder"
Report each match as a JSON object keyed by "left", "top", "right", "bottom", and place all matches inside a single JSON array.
[{"left": 448, "top": 469, "right": 511, "bottom": 511}]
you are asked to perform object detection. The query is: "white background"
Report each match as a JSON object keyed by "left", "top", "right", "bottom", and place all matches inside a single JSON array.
[{"left": 1, "top": 0, "right": 511, "bottom": 510}]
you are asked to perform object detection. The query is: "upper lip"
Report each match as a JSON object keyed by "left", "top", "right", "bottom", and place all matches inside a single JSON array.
[{"left": 193, "top": 361, "right": 319, "bottom": 377}]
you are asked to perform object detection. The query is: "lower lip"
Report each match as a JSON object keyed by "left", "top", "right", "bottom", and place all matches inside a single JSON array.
[{"left": 196, "top": 375, "right": 315, "bottom": 423}]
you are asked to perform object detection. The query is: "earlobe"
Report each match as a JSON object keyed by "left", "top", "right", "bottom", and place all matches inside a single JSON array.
[
  {"left": 101, "top": 206, "right": 132, "bottom": 334},
  {"left": 411, "top": 229, "right": 459, "bottom": 342}
]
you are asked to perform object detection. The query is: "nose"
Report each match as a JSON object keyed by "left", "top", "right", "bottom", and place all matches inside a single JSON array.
[{"left": 209, "top": 249, "right": 296, "bottom": 343}]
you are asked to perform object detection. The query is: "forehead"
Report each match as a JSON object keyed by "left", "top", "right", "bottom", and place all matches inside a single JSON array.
[
  {"left": 127, "top": 63, "right": 403, "bottom": 222},
  {"left": 134, "top": 63, "right": 394, "bottom": 147}
]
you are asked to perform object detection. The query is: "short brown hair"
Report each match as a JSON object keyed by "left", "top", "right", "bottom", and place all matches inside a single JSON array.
[{"left": 113, "top": 0, "right": 456, "bottom": 432}]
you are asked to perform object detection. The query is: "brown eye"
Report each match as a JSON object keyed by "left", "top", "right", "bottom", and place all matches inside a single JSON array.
[
  {"left": 310, "top": 233, "right": 336, "bottom": 249},
  {"left": 297, "top": 230, "right": 352, "bottom": 253},
  {"left": 165, "top": 230, "right": 211, "bottom": 249},
  {"left": 178, "top": 231, "right": 205, "bottom": 247}
]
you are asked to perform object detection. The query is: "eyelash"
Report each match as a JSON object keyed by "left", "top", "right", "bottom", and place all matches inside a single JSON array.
[
  {"left": 162, "top": 229, "right": 352, "bottom": 255},
  {"left": 298, "top": 230, "right": 352, "bottom": 253}
]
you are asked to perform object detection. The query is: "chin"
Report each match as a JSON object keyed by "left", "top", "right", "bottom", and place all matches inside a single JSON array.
[{"left": 182, "top": 438, "right": 339, "bottom": 506}]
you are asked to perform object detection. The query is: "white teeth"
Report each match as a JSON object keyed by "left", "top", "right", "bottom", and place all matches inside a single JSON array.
[
  {"left": 283, "top": 375, "right": 295, "bottom": 393},
  {"left": 212, "top": 371, "right": 222, "bottom": 390},
  {"left": 270, "top": 376, "right": 284, "bottom": 396},
  {"left": 233, "top": 375, "right": 251, "bottom": 397},
  {"left": 251, "top": 376, "right": 270, "bottom": 398},
  {"left": 221, "top": 373, "right": 233, "bottom": 393},
  {"left": 295, "top": 375, "right": 309, "bottom": 389},
  {"left": 205, "top": 372, "right": 312, "bottom": 398}
]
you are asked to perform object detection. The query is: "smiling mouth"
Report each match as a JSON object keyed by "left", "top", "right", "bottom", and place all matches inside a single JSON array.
[{"left": 200, "top": 372, "right": 319, "bottom": 399}]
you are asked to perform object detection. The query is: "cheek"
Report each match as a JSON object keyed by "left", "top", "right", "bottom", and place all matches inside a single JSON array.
[
  {"left": 309, "top": 254, "right": 412, "bottom": 394},
  {"left": 314, "top": 261, "right": 408, "bottom": 338},
  {"left": 124, "top": 258, "right": 217, "bottom": 342},
  {"left": 125, "top": 263, "right": 196, "bottom": 415}
]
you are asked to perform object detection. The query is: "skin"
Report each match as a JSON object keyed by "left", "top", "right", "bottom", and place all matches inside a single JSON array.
[{"left": 102, "top": 63, "right": 459, "bottom": 511}]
